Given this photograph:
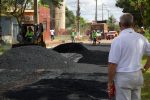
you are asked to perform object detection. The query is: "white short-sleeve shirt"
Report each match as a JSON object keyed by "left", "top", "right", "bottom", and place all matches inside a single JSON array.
[
  {"left": 50, "top": 30, "right": 55, "bottom": 35},
  {"left": 109, "top": 28, "right": 150, "bottom": 72}
]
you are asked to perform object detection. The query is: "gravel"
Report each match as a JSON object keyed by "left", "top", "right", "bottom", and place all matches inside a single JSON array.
[
  {"left": 53, "top": 43, "right": 88, "bottom": 53},
  {"left": 0, "top": 43, "right": 110, "bottom": 100},
  {"left": 53, "top": 43, "right": 109, "bottom": 65},
  {"left": 0, "top": 46, "right": 76, "bottom": 93},
  {"left": 0, "top": 46, "right": 74, "bottom": 70}
]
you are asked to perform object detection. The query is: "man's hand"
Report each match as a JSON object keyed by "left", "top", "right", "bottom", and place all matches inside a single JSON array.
[{"left": 107, "top": 82, "right": 115, "bottom": 99}]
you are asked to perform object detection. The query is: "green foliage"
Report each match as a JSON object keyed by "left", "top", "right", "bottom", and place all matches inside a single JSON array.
[
  {"left": 65, "top": 7, "right": 87, "bottom": 34},
  {"left": 65, "top": 7, "right": 76, "bottom": 28},
  {"left": 40, "top": 0, "right": 62, "bottom": 8},
  {"left": 116, "top": 0, "right": 150, "bottom": 28},
  {"left": 80, "top": 17, "right": 86, "bottom": 27},
  {"left": 107, "top": 15, "right": 119, "bottom": 31},
  {"left": 144, "top": 30, "right": 150, "bottom": 42},
  {"left": 1, "top": 0, "right": 32, "bottom": 27},
  {"left": 141, "top": 57, "right": 150, "bottom": 100},
  {"left": 142, "top": 70, "right": 150, "bottom": 100},
  {"left": 79, "top": 17, "right": 88, "bottom": 35}
]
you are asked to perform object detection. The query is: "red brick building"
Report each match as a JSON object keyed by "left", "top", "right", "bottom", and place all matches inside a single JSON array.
[{"left": 38, "top": 6, "right": 50, "bottom": 44}]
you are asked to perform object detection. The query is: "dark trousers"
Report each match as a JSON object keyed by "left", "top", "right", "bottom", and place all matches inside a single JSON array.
[{"left": 51, "top": 35, "right": 54, "bottom": 40}]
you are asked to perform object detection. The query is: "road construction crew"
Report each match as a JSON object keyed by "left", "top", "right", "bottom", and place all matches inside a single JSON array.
[
  {"left": 71, "top": 29, "right": 76, "bottom": 43},
  {"left": 92, "top": 30, "right": 97, "bottom": 45},
  {"left": 25, "top": 27, "right": 34, "bottom": 43}
]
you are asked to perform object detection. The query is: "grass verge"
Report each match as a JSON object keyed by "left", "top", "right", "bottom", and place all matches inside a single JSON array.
[{"left": 141, "top": 58, "right": 150, "bottom": 100}]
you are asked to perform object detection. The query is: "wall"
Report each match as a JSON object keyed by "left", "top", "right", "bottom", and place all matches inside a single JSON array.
[
  {"left": 0, "top": 16, "right": 19, "bottom": 44},
  {"left": 39, "top": 6, "right": 51, "bottom": 43},
  {"left": 55, "top": 0, "right": 66, "bottom": 35}
]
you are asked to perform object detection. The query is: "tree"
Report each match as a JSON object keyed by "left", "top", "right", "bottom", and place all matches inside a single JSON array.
[
  {"left": 1, "top": 0, "right": 32, "bottom": 27},
  {"left": 39, "top": 0, "right": 62, "bottom": 8},
  {"left": 39, "top": 0, "right": 63, "bottom": 29},
  {"left": 107, "top": 15, "right": 119, "bottom": 31},
  {"left": 65, "top": 7, "right": 76, "bottom": 28},
  {"left": 116, "top": 0, "right": 150, "bottom": 28},
  {"left": 79, "top": 17, "right": 88, "bottom": 34}
]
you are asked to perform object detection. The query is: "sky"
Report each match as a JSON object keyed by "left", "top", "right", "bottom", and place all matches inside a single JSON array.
[{"left": 65, "top": 0, "right": 124, "bottom": 22}]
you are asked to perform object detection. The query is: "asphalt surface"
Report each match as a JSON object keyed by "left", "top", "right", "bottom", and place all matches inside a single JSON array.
[{"left": 1, "top": 43, "right": 111, "bottom": 100}]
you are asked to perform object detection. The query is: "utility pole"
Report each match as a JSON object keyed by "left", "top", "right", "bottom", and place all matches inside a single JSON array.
[
  {"left": 34, "top": 0, "right": 38, "bottom": 24},
  {"left": 107, "top": 10, "right": 110, "bottom": 19},
  {"left": 102, "top": 3, "right": 103, "bottom": 21},
  {"left": 95, "top": 0, "right": 97, "bottom": 22},
  {"left": 50, "top": 0, "right": 55, "bottom": 29},
  {"left": 76, "top": 0, "right": 80, "bottom": 35}
]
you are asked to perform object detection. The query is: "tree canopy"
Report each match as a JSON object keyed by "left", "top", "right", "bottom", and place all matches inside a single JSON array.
[
  {"left": 116, "top": 0, "right": 150, "bottom": 28},
  {"left": 39, "top": 0, "right": 63, "bottom": 8},
  {"left": 1, "top": 0, "right": 32, "bottom": 27},
  {"left": 65, "top": 7, "right": 76, "bottom": 28},
  {"left": 107, "top": 15, "right": 119, "bottom": 31}
]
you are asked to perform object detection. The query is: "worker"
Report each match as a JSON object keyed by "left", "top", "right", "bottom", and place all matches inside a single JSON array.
[
  {"left": 92, "top": 30, "right": 97, "bottom": 45},
  {"left": 71, "top": 29, "right": 76, "bottom": 43},
  {"left": 25, "top": 27, "right": 34, "bottom": 43},
  {"left": 50, "top": 29, "right": 55, "bottom": 41}
]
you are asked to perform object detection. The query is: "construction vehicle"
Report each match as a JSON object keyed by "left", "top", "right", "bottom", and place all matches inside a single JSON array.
[
  {"left": 91, "top": 22, "right": 108, "bottom": 40},
  {"left": 12, "top": 23, "right": 46, "bottom": 48}
]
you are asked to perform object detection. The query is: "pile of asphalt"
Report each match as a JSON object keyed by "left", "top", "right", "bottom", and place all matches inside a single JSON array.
[
  {"left": 0, "top": 46, "right": 74, "bottom": 70},
  {"left": 0, "top": 46, "right": 75, "bottom": 93},
  {"left": 53, "top": 43, "right": 109, "bottom": 65},
  {"left": 4, "top": 79, "right": 108, "bottom": 100},
  {"left": 0, "top": 44, "right": 109, "bottom": 100},
  {"left": 53, "top": 43, "right": 88, "bottom": 53}
]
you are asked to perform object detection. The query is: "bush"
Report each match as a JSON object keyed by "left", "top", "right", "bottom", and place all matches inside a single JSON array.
[{"left": 144, "top": 30, "right": 150, "bottom": 42}]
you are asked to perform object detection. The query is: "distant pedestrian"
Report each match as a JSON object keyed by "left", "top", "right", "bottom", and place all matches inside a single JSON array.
[
  {"left": 108, "top": 13, "right": 150, "bottom": 100},
  {"left": 50, "top": 29, "right": 55, "bottom": 40},
  {"left": 92, "top": 30, "right": 97, "bottom": 45},
  {"left": 71, "top": 29, "right": 76, "bottom": 43}
]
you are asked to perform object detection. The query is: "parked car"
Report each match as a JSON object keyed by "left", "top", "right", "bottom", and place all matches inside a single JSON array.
[{"left": 106, "top": 31, "right": 118, "bottom": 40}]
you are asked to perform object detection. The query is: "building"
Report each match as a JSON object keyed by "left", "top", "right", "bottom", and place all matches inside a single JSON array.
[
  {"left": 0, "top": 1, "right": 66, "bottom": 44},
  {"left": 0, "top": 15, "right": 18, "bottom": 44},
  {"left": 0, "top": 5, "right": 51, "bottom": 45},
  {"left": 55, "top": 0, "right": 66, "bottom": 35}
]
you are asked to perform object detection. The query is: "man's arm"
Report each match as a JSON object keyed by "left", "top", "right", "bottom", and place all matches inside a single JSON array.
[
  {"left": 143, "top": 56, "right": 150, "bottom": 73},
  {"left": 107, "top": 62, "right": 117, "bottom": 98},
  {"left": 108, "top": 62, "right": 117, "bottom": 85}
]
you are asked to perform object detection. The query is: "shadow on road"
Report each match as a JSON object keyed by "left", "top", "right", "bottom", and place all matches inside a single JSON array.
[{"left": 4, "top": 79, "right": 108, "bottom": 100}]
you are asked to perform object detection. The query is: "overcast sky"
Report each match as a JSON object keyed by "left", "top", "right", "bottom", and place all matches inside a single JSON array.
[{"left": 65, "top": 0, "right": 123, "bottom": 22}]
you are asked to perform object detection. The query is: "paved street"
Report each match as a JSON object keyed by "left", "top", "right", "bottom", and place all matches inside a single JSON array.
[{"left": 0, "top": 43, "right": 111, "bottom": 100}]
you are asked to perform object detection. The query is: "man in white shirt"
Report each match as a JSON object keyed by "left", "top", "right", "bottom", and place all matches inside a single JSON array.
[
  {"left": 108, "top": 13, "right": 150, "bottom": 100},
  {"left": 50, "top": 29, "right": 55, "bottom": 40}
]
